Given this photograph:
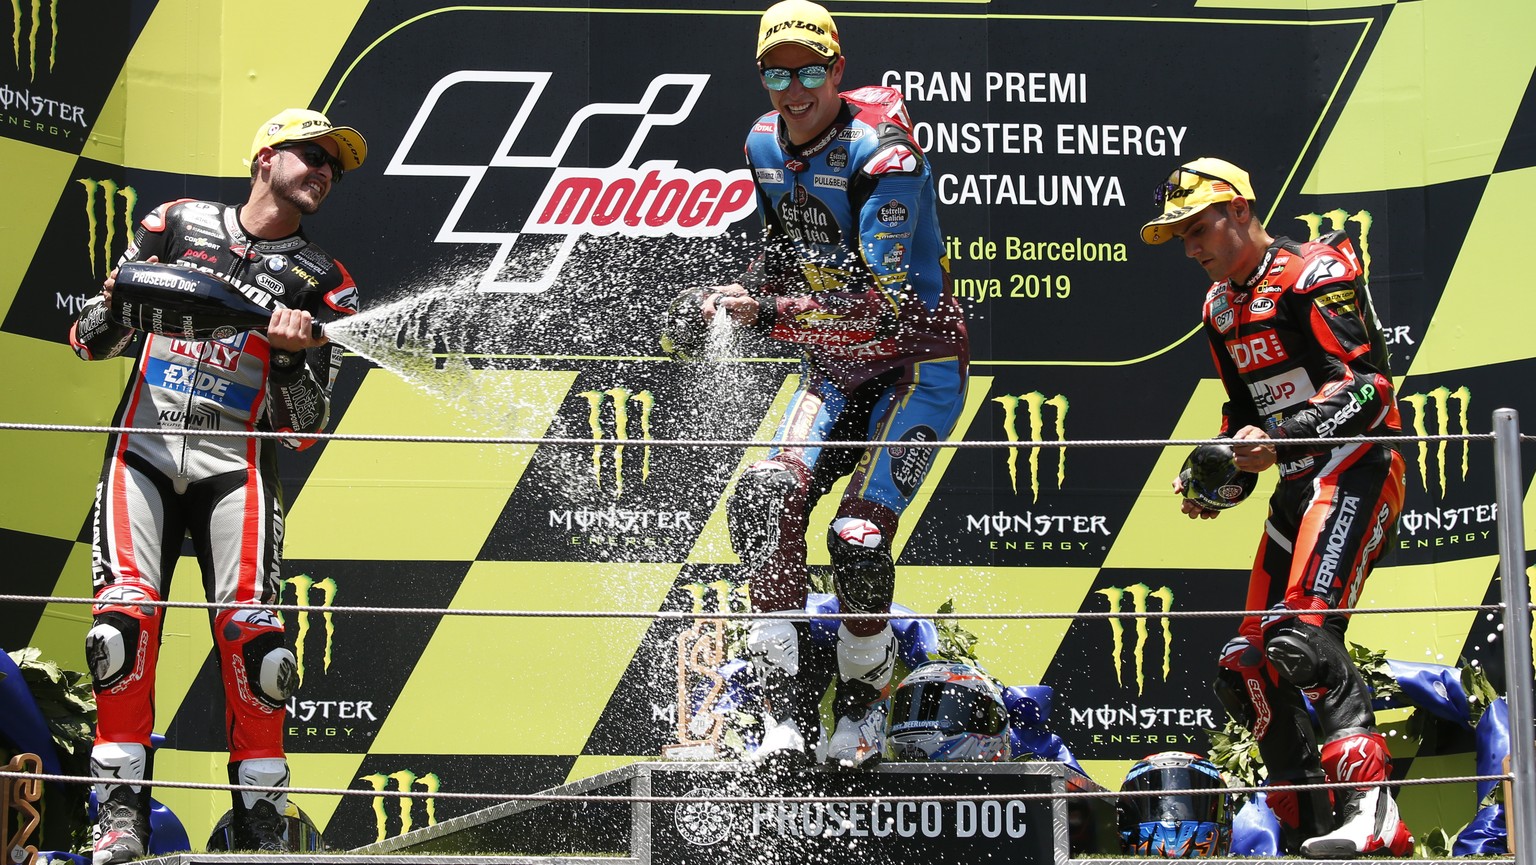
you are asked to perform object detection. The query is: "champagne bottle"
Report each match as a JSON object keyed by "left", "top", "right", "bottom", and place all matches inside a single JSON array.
[{"left": 111, "top": 262, "right": 323, "bottom": 341}]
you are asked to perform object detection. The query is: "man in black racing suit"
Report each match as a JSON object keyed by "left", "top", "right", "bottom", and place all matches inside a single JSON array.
[
  {"left": 1142, "top": 158, "right": 1412, "bottom": 858},
  {"left": 68, "top": 108, "right": 365, "bottom": 863}
]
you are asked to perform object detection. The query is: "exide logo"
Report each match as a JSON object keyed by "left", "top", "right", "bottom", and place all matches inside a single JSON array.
[
  {"left": 526, "top": 162, "right": 753, "bottom": 236},
  {"left": 387, "top": 71, "right": 755, "bottom": 293}
]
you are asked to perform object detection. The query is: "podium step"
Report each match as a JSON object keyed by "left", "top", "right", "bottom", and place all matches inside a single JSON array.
[{"left": 344, "top": 760, "right": 1119, "bottom": 864}]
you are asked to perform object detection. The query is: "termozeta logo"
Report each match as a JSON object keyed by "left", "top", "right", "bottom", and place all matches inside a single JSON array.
[{"left": 387, "top": 72, "right": 756, "bottom": 293}]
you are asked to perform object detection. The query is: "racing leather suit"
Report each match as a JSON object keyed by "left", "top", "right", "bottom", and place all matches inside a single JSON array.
[
  {"left": 732, "top": 85, "right": 968, "bottom": 626},
  {"left": 69, "top": 198, "right": 357, "bottom": 762},
  {"left": 1204, "top": 231, "right": 1405, "bottom": 840}
]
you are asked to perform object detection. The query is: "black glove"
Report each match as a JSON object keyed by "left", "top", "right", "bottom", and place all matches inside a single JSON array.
[{"left": 1179, "top": 442, "right": 1258, "bottom": 510}]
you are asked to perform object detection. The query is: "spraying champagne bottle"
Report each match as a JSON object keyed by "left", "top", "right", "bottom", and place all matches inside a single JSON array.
[{"left": 110, "top": 262, "right": 323, "bottom": 341}]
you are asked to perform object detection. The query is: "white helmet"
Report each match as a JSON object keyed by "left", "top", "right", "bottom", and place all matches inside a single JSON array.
[{"left": 884, "top": 661, "right": 1011, "bottom": 762}]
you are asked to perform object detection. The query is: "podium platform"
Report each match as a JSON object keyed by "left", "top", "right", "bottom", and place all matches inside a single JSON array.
[{"left": 345, "top": 760, "right": 1119, "bottom": 865}]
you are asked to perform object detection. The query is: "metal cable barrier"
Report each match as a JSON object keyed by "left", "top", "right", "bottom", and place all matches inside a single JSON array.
[{"left": 1, "top": 417, "right": 1531, "bottom": 863}]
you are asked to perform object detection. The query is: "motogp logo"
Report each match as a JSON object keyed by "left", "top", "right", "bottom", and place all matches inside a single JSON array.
[{"left": 387, "top": 71, "right": 756, "bottom": 293}]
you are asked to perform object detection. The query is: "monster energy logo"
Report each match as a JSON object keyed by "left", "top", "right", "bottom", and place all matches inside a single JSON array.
[
  {"left": 992, "top": 391, "right": 1068, "bottom": 501},
  {"left": 1296, "top": 208, "right": 1372, "bottom": 284},
  {"left": 8, "top": 0, "right": 58, "bottom": 80},
  {"left": 1400, "top": 386, "right": 1471, "bottom": 495},
  {"left": 360, "top": 770, "right": 439, "bottom": 843},
  {"left": 283, "top": 574, "right": 336, "bottom": 683},
  {"left": 78, "top": 178, "right": 137, "bottom": 278},
  {"left": 581, "top": 387, "right": 654, "bottom": 496},
  {"left": 1097, "top": 583, "right": 1173, "bottom": 695}
]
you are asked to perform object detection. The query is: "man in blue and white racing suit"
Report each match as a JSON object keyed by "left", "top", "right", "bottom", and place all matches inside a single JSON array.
[{"left": 674, "top": 0, "right": 968, "bottom": 767}]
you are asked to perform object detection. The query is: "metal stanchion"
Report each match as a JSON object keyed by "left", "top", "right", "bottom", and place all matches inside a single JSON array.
[{"left": 1494, "top": 407, "right": 1535, "bottom": 860}]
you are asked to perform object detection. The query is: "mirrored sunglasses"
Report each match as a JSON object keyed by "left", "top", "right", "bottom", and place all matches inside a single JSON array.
[{"left": 761, "top": 63, "right": 831, "bottom": 92}]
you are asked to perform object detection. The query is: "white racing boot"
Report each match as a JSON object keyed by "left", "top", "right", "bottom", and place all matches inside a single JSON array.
[
  {"left": 92, "top": 743, "right": 149, "bottom": 865},
  {"left": 825, "top": 625, "right": 895, "bottom": 768},
  {"left": 745, "top": 619, "right": 811, "bottom": 766},
  {"left": 1301, "top": 732, "right": 1414, "bottom": 858}
]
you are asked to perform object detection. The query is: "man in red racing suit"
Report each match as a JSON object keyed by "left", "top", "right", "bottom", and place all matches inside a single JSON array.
[
  {"left": 1142, "top": 158, "right": 1412, "bottom": 858},
  {"left": 67, "top": 108, "right": 365, "bottom": 862}
]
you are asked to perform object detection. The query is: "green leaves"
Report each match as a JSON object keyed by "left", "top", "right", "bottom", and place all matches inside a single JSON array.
[
  {"left": 932, "top": 598, "right": 980, "bottom": 664},
  {"left": 1203, "top": 718, "right": 1264, "bottom": 788}
]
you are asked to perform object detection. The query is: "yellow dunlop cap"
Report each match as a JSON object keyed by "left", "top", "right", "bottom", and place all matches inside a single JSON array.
[
  {"left": 248, "top": 108, "right": 367, "bottom": 172},
  {"left": 1141, "top": 157, "right": 1255, "bottom": 245},
  {"left": 757, "top": 0, "right": 840, "bottom": 61}
]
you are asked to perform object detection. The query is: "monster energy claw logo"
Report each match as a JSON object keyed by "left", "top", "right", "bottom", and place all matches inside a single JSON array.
[
  {"left": 992, "top": 391, "right": 1068, "bottom": 501},
  {"left": 1296, "top": 208, "right": 1372, "bottom": 284},
  {"left": 582, "top": 387, "right": 655, "bottom": 497},
  {"left": 1098, "top": 583, "right": 1173, "bottom": 695},
  {"left": 9, "top": 0, "right": 58, "bottom": 80},
  {"left": 79, "top": 178, "right": 137, "bottom": 278},
  {"left": 283, "top": 574, "right": 337, "bottom": 683},
  {"left": 1400, "top": 386, "right": 1471, "bottom": 495},
  {"left": 360, "top": 770, "right": 440, "bottom": 843}
]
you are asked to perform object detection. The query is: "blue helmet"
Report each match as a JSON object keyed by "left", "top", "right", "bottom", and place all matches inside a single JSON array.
[
  {"left": 1117, "top": 751, "right": 1231, "bottom": 858},
  {"left": 885, "top": 661, "right": 1011, "bottom": 762}
]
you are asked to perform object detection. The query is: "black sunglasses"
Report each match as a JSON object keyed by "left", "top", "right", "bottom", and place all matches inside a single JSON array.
[
  {"left": 760, "top": 62, "right": 833, "bottom": 91},
  {"left": 1153, "top": 166, "right": 1238, "bottom": 208},
  {"left": 279, "top": 142, "right": 345, "bottom": 182}
]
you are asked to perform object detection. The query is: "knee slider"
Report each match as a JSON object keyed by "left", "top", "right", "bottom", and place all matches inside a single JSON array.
[
  {"left": 1264, "top": 623, "right": 1325, "bottom": 688},
  {"left": 87, "top": 586, "right": 163, "bottom": 690},
  {"left": 219, "top": 608, "right": 298, "bottom": 707},
  {"left": 727, "top": 462, "right": 800, "bottom": 565},
  {"left": 827, "top": 517, "right": 894, "bottom": 615}
]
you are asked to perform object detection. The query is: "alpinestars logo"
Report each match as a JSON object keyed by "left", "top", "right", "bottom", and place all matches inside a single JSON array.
[
  {"left": 582, "top": 387, "right": 655, "bottom": 497},
  {"left": 992, "top": 391, "right": 1069, "bottom": 501},
  {"left": 1098, "top": 584, "right": 1174, "bottom": 695},
  {"left": 359, "top": 770, "right": 440, "bottom": 842},
  {"left": 283, "top": 574, "right": 337, "bottom": 683},
  {"left": 387, "top": 72, "right": 755, "bottom": 293},
  {"left": 79, "top": 178, "right": 137, "bottom": 278},
  {"left": 1400, "top": 385, "right": 1471, "bottom": 495}
]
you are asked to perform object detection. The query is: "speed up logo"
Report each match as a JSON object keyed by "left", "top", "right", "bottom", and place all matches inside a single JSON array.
[
  {"left": 385, "top": 71, "right": 754, "bottom": 293},
  {"left": 1400, "top": 385, "right": 1471, "bottom": 495},
  {"left": 1097, "top": 583, "right": 1173, "bottom": 694},
  {"left": 992, "top": 391, "right": 1068, "bottom": 501},
  {"left": 359, "top": 769, "right": 440, "bottom": 842},
  {"left": 79, "top": 178, "right": 138, "bottom": 278},
  {"left": 581, "top": 387, "right": 655, "bottom": 497}
]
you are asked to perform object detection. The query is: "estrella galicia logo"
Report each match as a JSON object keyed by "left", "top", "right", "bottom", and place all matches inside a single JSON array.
[
  {"left": 1400, "top": 385, "right": 1471, "bottom": 496},
  {"left": 359, "top": 769, "right": 440, "bottom": 842},
  {"left": 877, "top": 200, "right": 908, "bottom": 226},
  {"left": 581, "top": 387, "right": 655, "bottom": 497},
  {"left": 78, "top": 178, "right": 137, "bottom": 278},
  {"left": 887, "top": 424, "right": 937, "bottom": 497},
  {"left": 992, "top": 391, "right": 1069, "bottom": 502},
  {"left": 283, "top": 574, "right": 337, "bottom": 683},
  {"left": 386, "top": 72, "right": 755, "bottom": 293},
  {"left": 1098, "top": 583, "right": 1174, "bottom": 695}
]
